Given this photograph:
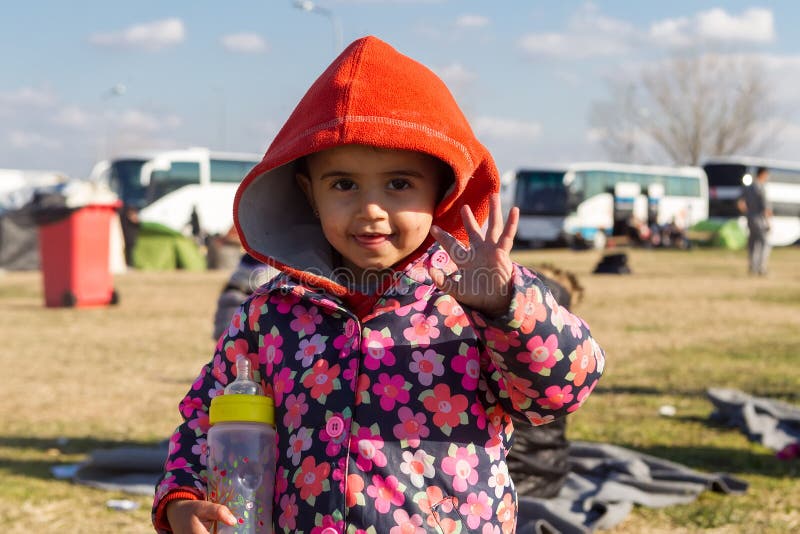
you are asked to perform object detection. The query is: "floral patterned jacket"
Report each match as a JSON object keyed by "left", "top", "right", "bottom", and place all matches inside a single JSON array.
[{"left": 153, "top": 245, "right": 605, "bottom": 533}]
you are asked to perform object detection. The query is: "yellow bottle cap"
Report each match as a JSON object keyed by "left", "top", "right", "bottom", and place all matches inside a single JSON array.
[{"left": 209, "top": 394, "right": 274, "bottom": 426}]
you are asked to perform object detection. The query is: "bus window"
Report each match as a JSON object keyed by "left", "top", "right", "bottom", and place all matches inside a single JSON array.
[
  {"left": 514, "top": 171, "right": 568, "bottom": 215},
  {"left": 210, "top": 159, "right": 259, "bottom": 183},
  {"left": 147, "top": 161, "right": 201, "bottom": 203}
]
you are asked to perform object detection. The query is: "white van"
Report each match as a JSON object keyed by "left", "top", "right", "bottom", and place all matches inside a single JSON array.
[{"left": 89, "top": 147, "right": 261, "bottom": 236}]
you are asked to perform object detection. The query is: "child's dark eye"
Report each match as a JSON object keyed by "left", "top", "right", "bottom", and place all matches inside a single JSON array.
[
  {"left": 388, "top": 178, "right": 411, "bottom": 190},
  {"left": 332, "top": 179, "right": 356, "bottom": 191}
]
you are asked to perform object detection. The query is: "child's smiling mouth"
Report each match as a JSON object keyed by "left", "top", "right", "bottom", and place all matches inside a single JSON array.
[{"left": 353, "top": 233, "right": 392, "bottom": 247}]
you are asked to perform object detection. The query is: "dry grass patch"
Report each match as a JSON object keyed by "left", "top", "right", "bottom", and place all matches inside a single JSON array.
[{"left": 1, "top": 246, "right": 798, "bottom": 533}]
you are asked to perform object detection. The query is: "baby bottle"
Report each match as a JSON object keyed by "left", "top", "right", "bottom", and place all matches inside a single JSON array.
[{"left": 208, "top": 356, "right": 276, "bottom": 534}]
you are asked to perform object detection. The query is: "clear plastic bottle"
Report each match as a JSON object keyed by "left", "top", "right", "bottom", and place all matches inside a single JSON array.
[{"left": 207, "top": 356, "right": 276, "bottom": 534}]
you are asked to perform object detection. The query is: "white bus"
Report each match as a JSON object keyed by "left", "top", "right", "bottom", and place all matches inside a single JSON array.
[
  {"left": 703, "top": 156, "right": 800, "bottom": 247},
  {"left": 89, "top": 147, "right": 261, "bottom": 236},
  {"left": 504, "top": 162, "right": 708, "bottom": 249}
]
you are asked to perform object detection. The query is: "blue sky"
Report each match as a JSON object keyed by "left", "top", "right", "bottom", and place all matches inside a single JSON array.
[{"left": 3, "top": 1, "right": 800, "bottom": 179}]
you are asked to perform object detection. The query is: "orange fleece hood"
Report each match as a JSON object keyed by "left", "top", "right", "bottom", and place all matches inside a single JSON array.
[{"left": 234, "top": 35, "right": 499, "bottom": 296}]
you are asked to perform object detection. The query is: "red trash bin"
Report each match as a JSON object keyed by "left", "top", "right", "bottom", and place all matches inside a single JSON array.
[{"left": 38, "top": 203, "right": 121, "bottom": 307}]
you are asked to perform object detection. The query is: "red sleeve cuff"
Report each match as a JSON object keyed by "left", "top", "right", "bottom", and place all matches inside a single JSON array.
[{"left": 154, "top": 489, "right": 202, "bottom": 532}]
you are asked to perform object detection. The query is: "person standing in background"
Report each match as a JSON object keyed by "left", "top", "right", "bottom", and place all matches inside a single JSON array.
[{"left": 737, "top": 167, "right": 772, "bottom": 276}]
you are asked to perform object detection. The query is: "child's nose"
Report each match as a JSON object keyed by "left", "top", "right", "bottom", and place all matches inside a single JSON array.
[{"left": 358, "top": 194, "right": 388, "bottom": 219}]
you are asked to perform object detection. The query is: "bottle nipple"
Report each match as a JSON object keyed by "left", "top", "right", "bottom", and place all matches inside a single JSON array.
[{"left": 224, "top": 356, "right": 262, "bottom": 395}]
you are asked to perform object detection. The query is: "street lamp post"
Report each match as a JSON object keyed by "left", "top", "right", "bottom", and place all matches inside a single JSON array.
[{"left": 292, "top": 0, "right": 343, "bottom": 54}]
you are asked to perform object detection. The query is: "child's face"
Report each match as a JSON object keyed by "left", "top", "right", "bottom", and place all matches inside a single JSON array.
[{"left": 297, "top": 144, "right": 444, "bottom": 277}]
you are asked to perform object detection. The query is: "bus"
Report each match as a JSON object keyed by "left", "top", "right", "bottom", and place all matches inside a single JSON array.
[
  {"left": 703, "top": 156, "right": 800, "bottom": 246},
  {"left": 504, "top": 162, "right": 708, "bottom": 249},
  {"left": 88, "top": 147, "right": 261, "bottom": 237}
]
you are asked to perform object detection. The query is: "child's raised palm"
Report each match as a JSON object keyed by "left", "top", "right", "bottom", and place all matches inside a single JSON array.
[{"left": 429, "top": 193, "right": 520, "bottom": 317}]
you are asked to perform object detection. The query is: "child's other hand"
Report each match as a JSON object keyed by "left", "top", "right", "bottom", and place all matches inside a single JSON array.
[
  {"left": 166, "top": 499, "right": 236, "bottom": 534},
  {"left": 429, "top": 193, "right": 520, "bottom": 317}
]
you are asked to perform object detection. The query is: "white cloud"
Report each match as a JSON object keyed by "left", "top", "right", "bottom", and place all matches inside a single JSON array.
[
  {"left": 455, "top": 14, "right": 489, "bottom": 29},
  {"left": 0, "top": 87, "right": 57, "bottom": 108},
  {"left": 518, "top": 3, "right": 637, "bottom": 60},
  {"left": 473, "top": 116, "right": 542, "bottom": 142},
  {"left": 650, "top": 8, "right": 775, "bottom": 48},
  {"left": 8, "top": 130, "right": 63, "bottom": 150},
  {"left": 220, "top": 33, "right": 268, "bottom": 54},
  {"left": 89, "top": 18, "right": 186, "bottom": 51},
  {"left": 433, "top": 63, "right": 477, "bottom": 87},
  {"left": 52, "top": 106, "right": 93, "bottom": 129},
  {"left": 103, "top": 109, "right": 182, "bottom": 133}
]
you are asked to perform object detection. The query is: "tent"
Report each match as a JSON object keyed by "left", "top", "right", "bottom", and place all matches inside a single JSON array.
[
  {"left": 688, "top": 219, "right": 747, "bottom": 250},
  {"left": 132, "top": 222, "right": 206, "bottom": 271}
]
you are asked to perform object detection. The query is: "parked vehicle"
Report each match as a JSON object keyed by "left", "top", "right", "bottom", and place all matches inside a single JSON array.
[
  {"left": 88, "top": 147, "right": 261, "bottom": 237},
  {"left": 703, "top": 156, "right": 800, "bottom": 247},
  {"left": 504, "top": 162, "right": 708, "bottom": 249}
]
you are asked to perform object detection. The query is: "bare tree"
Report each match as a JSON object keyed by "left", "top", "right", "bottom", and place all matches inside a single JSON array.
[{"left": 590, "top": 54, "right": 780, "bottom": 166}]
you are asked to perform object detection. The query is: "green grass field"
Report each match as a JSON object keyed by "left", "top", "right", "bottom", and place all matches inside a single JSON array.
[{"left": 1, "top": 246, "right": 798, "bottom": 533}]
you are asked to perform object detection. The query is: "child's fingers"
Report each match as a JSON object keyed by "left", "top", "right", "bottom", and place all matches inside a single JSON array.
[
  {"left": 203, "top": 503, "right": 237, "bottom": 526},
  {"left": 459, "top": 204, "right": 484, "bottom": 243},
  {"left": 497, "top": 206, "right": 520, "bottom": 251},
  {"left": 487, "top": 193, "right": 504, "bottom": 242},
  {"left": 430, "top": 225, "right": 470, "bottom": 263}
]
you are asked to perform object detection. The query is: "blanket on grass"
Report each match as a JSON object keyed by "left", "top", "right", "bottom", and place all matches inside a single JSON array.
[{"left": 55, "top": 440, "right": 747, "bottom": 532}]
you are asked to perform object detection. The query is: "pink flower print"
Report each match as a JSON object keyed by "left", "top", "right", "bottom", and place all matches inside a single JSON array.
[
  {"left": 302, "top": 359, "right": 340, "bottom": 400},
  {"left": 366, "top": 473, "right": 405, "bottom": 514},
  {"left": 567, "top": 339, "right": 596, "bottom": 387},
  {"left": 390, "top": 508, "right": 426, "bottom": 534},
  {"left": 435, "top": 296, "right": 470, "bottom": 332},
  {"left": 355, "top": 373, "right": 370, "bottom": 406},
  {"left": 496, "top": 493, "right": 516, "bottom": 534},
  {"left": 372, "top": 373, "right": 410, "bottom": 411},
  {"left": 290, "top": 304, "right": 323, "bottom": 336},
  {"left": 247, "top": 294, "right": 268, "bottom": 331},
  {"left": 403, "top": 313, "right": 440, "bottom": 346},
  {"left": 278, "top": 493, "right": 299, "bottom": 531},
  {"left": 520, "top": 334, "right": 561, "bottom": 374},
  {"left": 564, "top": 312, "right": 583, "bottom": 339},
  {"left": 568, "top": 378, "right": 598, "bottom": 413},
  {"left": 345, "top": 472, "right": 365, "bottom": 508},
  {"left": 488, "top": 463, "right": 510, "bottom": 499},
  {"left": 343, "top": 357, "right": 359, "bottom": 382},
  {"left": 295, "top": 333, "right": 327, "bottom": 367},
  {"left": 210, "top": 354, "right": 228, "bottom": 385},
  {"left": 227, "top": 308, "right": 244, "bottom": 337},
  {"left": 352, "top": 425, "right": 387, "bottom": 471},
  {"left": 483, "top": 525, "right": 501, "bottom": 534},
  {"left": 270, "top": 291, "right": 298, "bottom": 314},
  {"left": 260, "top": 330, "right": 284, "bottom": 374},
  {"left": 190, "top": 437, "right": 208, "bottom": 464},
  {"left": 536, "top": 384, "right": 575, "bottom": 410},
  {"left": 459, "top": 490, "right": 493, "bottom": 530},
  {"left": 164, "top": 456, "right": 188, "bottom": 471},
  {"left": 167, "top": 432, "right": 182, "bottom": 456},
  {"left": 399, "top": 449, "right": 435, "bottom": 488},
  {"left": 409, "top": 349, "right": 445, "bottom": 386},
  {"left": 179, "top": 396, "right": 204, "bottom": 419},
  {"left": 392, "top": 406, "right": 429, "bottom": 447},
  {"left": 187, "top": 410, "right": 210, "bottom": 434},
  {"left": 287, "top": 426, "right": 313, "bottom": 466},
  {"left": 275, "top": 465, "right": 289, "bottom": 496},
  {"left": 272, "top": 367, "right": 295, "bottom": 405},
  {"left": 442, "top": 444, "right": 479, "bottom": 492},
  {"left": 524, "top": 410, "right": 555, "bottom": 426},
  {"left": 482, "top": 326, "right": 521, "bottom": 352},
  {"left": 283, "top": 393, "right": 308, "bottom": 430},
  {"left": 421, "top": 383, "right": 469, "bottom": 433},
  {"left": 361, "top": 328, "right": 396, "bottom": 370},
  {"left": 451, "top": 345, "right": 480, "bottom": 391},
  {"left": 224, "top": 338, "right": 257, "bottom": 365},
  {"left": 512, "top": 286, "right": 545, "bottom": 334},
  {"left": 311, "top": 516, "right": 345, "bottom": 534},
  {"left": 294, "top": 455, "right": 330, "bottom": 501}
]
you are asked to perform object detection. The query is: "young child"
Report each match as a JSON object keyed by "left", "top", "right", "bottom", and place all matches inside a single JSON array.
[{"left": 153, "top": 35, "right": 605, "bottom": 533}]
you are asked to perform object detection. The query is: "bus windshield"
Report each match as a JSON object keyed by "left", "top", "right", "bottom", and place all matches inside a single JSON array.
[
  {"left": 514, "top": 171, "right": 568, "bottom": 215},
  {"left": 108, "top": 159, "right": 148, "bottom": 208},
  {"left": 704, "top": 163, "right": 747, "bottom": 217}
]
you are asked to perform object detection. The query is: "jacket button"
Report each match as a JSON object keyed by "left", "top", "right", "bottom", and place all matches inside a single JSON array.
[
  {"left": 325, "top": 415, "right": 345, "bottom": 438},
  {"left": 321, "top": 528, "right": 339, "bottom": 534},
  {"left": 431, "top": 250, "right": 450, "bottom": 269}
]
